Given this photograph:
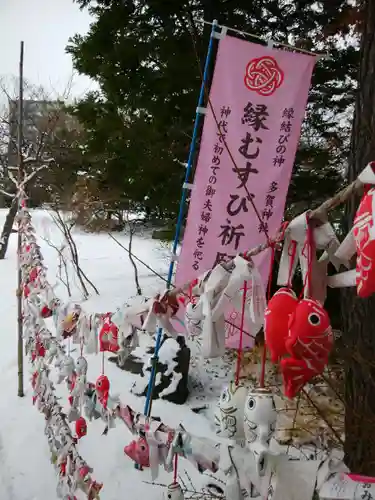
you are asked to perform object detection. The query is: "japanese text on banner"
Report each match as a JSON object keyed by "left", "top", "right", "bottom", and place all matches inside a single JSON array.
[{"left": 175, "top": 35, "right": 316, "bottom": 347}]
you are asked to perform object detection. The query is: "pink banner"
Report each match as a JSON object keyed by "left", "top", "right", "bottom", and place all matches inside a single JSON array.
[{"left": 175, "top": 35, "right": 315, "bottom": 348}]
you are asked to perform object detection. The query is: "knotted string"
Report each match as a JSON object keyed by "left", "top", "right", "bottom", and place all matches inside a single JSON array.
[
  {"left": 99, "top": 314, "right": 105, "bottom": 375},
  {"left": 235, "top": 280, "right": 248, "bottom": 386},
  {"left": 287, "top": 241, "right": 298, "bottom": 288},
  {"left": 173, "top": 452, "right": 179, "bottom": 484},
  {"left": 299, "top": 214, "right": 315, "bottom": 299}
]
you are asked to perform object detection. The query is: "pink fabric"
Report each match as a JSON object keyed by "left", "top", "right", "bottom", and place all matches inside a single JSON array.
[
  {"left": 346, "top": 473, "right": 375, "bottom": 483},
  {"left": 175, "top": 35, "right": 315, "bottom": 348}
]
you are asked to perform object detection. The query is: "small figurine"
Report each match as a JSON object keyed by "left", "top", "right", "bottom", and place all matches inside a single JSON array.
[
  {"left": 163, "top": 482, "right": 185, "bottom": 499},
  {"left": 216, "top": 382, "right": 247, "bottom": 444}
]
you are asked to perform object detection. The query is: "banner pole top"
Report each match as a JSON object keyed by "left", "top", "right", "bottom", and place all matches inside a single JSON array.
[{"left": 196, "top": 18, "right": 330, "bottom": 59}]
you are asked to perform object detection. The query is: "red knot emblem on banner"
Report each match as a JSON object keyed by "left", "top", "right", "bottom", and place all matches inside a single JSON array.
[{"left": 244, "top": 56, "right": 284, "bottom": 96}]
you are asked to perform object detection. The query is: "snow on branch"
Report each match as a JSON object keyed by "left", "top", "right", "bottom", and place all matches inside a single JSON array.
[
  {"left": 0, "top": 189, "right": 15, "bottom": 199},
  {"left": 23, "top": 155, "right": 55, "bottom": 166},
  {"left": 21, "top": 163, "right": 50, "bottom": 186},
  {"left": 6, "top": 162, "right": 51, "bottom": 192}
]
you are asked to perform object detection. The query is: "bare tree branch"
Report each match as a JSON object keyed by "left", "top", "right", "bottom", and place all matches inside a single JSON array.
[
  {"left": 48, "top": 208, "right": 99, "bottom": 298},
  {"left": 125, "top": 213, "right": 143, "bottom": 296},
  {"left": 0, "top": 189, "right": 15, "bottom": 198},
  {"left": 40, "top": 236, "right": 72, "bottom": 297}
]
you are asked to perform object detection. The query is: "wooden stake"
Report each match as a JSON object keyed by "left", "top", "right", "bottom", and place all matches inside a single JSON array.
[{"left": 17, "top": 41, "right": 24, "bottom": 398}]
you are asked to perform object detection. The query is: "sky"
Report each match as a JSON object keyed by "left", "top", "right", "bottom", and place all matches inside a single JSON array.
[{"left": 0, "top": 0, "right": 97, "bottom": 101}]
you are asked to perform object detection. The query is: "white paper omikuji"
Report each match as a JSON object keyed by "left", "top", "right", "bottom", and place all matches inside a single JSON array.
[
  {"left": 198, "top": 264, "right": 231, "bottom": 358},
  {"left": 268, "top": 457, "right": 321, "bottom": 500},
  {"left": 184, "top": 301, "right": 203, "bottom": 337},
  {"left": 84, "top": 393, "right": 101, "bottom": 421},
  {"left": 78, "top": 313, "right": 98, "bottom": 354},
  {"left": 318, "top": 474, "right": 375, "bottom": 500},
  {"left": 142, "top": 292, "right": 180, "bottom": 338},
  {"left": 45, "top": 343, "right": 58, "bottom": 364},
  {"left": 56, "top": 355, "right": 75, "bottom": 384},
  {"left": 219, "top": 444, "right": 244, "bottom": 500},
  {"left": 277, "top": 212, "right": 309, "bottom": 288},
  {"left": 75, "top": 356, "right": 88, "bottom": 376},
  {"left": 211, "top": 256, "right": 252, "bottom": 318},
  {"left": 315, "top": 456, "right": 373, "bottom": 500}
]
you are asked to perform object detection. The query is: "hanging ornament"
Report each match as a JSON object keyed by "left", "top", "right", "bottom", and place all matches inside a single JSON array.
[
  {"left": 40, "top": 296, "right": 58, "bottom": 319},
  {"left": 124, "top": 436, "right": 150, "bottom": 468},
  {"left": 70, "top": 357, "right": 88, "bottom": 418},
  {"left": 219, "top": 445, "right": 244, "bottom": 500},
  {"left": 99, "top": 314, "right": 120, "bottom": 353},
  {"left": 56, "top": 355, "right": 75, "bottom": 384},
  {"left": 280, "top": 298, "right": 333, "bottom": 399},
  {"left": 67, "top": 369, "right": 81, "bottom": 422},
  {"left": 40, "top": 304, "right": 53, "bottom": 318},
  {"left": 31, "top": 338, "right": 46, "bottom": 361},
  {"left": 195, "top": 264, "right": 231, "bottom": 358},
  {"left": 75, "top": 416, "right": 87, "bottom": 439},
  {"left": 264, "top": 287, "right": 298, "bottom": 363},
  {"left": 354, "top": 185, "right": 375, "bottom": 298},
  {"left": 163, "top": 482, "right": 185, "bottom": 499},
  {"left": 67, "top": 366, "right": 77, "bottom": 393},
  {"left": 31, "top": 370, "right": 39, "bottom": 390},
  {"left": 326, "top": 164, "right": 375, "bottom": 294},
  {"left": 184, "top": 301, "right": 203, "bottom": 337},
  {"left": 45, "top": 343, "right": 58, "bottom": 364},
  {"left": 80, "top": 314, "right": 99, "bottom": 355},
  {"left": 83, "top": 386, "right": 101, "bottom": 421},
  {"left": 75, "top": 356, "right": 88, "bottom": 376},
  {"left": 57, "top": 303, "right": 82, "bottom": 340},
  {"left": 82, "top": 478, "right": 102, "bottom": 499},
  {"left": 216, "top": 382, "right": 247, "bottom": 444},
  {"left": 142, "top": 292, "right": 180, "bottom": 338},
  {"left": 276, "top": 212, "right": 338, "bottom": 302},
  {"left": 243, "top": 388, "right": 276, "bottom": 461},
  {"left": 29, "top": 266, "right": 39, "bottom": 283},
  {"left": 95, "top": 374, "right": 110, "bottom": 408}
]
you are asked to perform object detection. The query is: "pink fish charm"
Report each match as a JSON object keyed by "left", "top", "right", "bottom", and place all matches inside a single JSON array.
[
  {"left": 285, "top": 298, "right": 332, "bottom": 361},
  {"left": 354, "top": 184, "right": 375, "bottom": 297},
  {"left": 264, "top": 287, "right": 298, "bottom": 363},
  {"left": 124, "top": 436, "right": 150, "bottom": 467},
  {"left": 281, "top": 298, "right": 333, "bottom": 398},
  {"left": 95, "top": 375, "right": 110, "bottom": 408}
]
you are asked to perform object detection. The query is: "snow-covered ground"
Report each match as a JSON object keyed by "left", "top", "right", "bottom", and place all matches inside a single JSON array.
[{"left": 0, "top": 208, "right": 234, "bottom": 500}]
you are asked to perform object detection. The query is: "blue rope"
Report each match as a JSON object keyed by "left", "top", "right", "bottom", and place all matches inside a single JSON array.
[{"left": 142, "top": 20, "right": 219, "bottom": 422}]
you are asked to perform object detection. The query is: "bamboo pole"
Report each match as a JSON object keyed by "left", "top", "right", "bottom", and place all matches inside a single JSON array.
[
  {"left": 309, "top": 178, "right": 364, "bottom": 223},
  {"left": 17, "top": 41, "right": 24, "bottom": 398}
]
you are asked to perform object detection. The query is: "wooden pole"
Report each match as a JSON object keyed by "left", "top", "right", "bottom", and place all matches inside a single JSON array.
[{"left": 17, "top": 41, "right": 24, "bottom": 398}]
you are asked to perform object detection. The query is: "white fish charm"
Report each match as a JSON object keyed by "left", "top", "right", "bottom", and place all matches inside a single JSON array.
[
  {"left": 163, "top": 483, "right": 185, "bottom": 499},
  {"left": 216, "top": 382, "right": 247, "bottom": 444},
  {"left": 243, "top": 388, "right": 277, "bottom": 452},
  {"left": 56, "top": 355, "right": 75, "bottom": 384}
]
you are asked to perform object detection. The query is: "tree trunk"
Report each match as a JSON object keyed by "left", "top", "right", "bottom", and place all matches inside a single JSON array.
[
  {"left": 342, "top": 0, "right": 375, "bottom": 474},
  {"left": 0, "top": 198, "right": 18, "bottom": 260}
]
